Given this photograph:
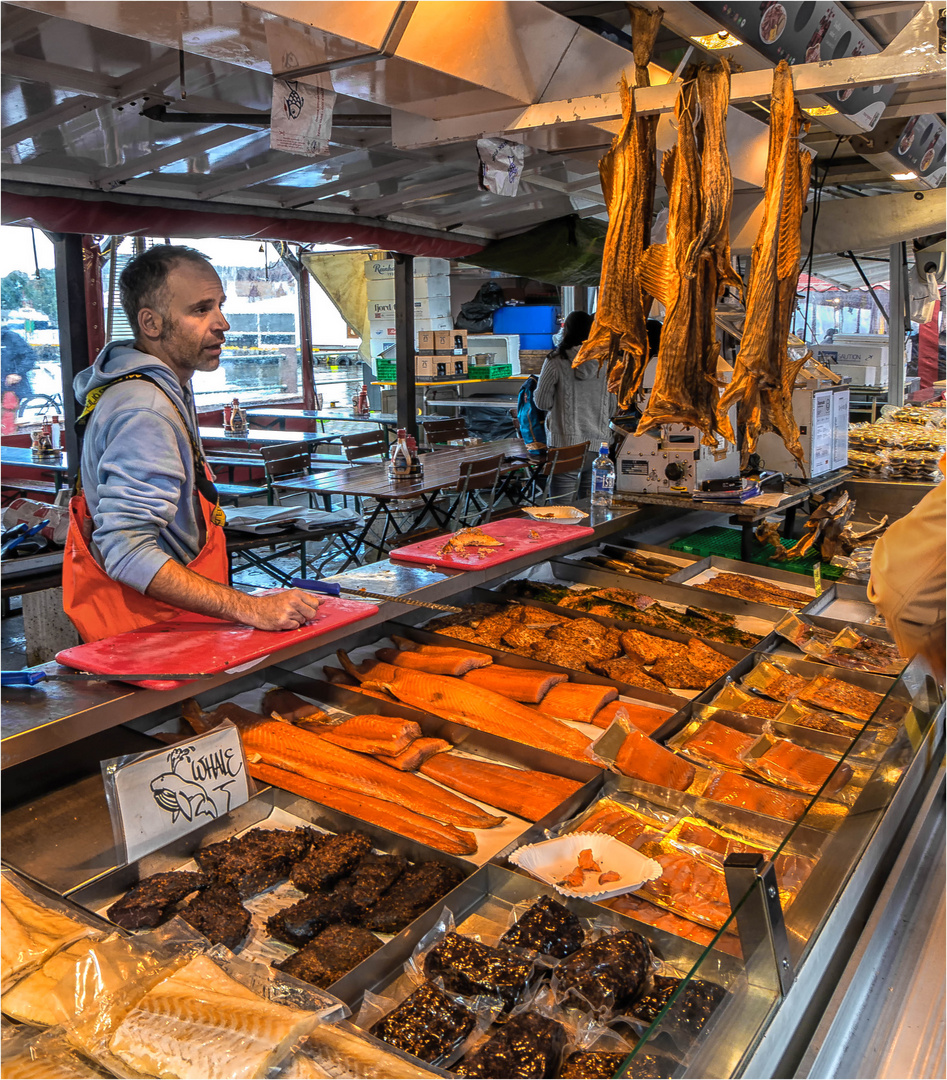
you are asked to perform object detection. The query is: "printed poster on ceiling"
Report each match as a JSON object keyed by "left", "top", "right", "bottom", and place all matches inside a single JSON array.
[{"left": 265, "top": 21, "right": 336, "bottom": 157}]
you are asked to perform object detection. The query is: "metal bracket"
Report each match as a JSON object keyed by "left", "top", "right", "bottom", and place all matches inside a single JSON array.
[{"left": 724, "top": 852, "right": 795, "bottom": 997}]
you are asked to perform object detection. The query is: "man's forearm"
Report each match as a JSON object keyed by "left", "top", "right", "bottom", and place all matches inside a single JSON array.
[{"left": 145, "top": 559, "right": 252, "bottom": 622}]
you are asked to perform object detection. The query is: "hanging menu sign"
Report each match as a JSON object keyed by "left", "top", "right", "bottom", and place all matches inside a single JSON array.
[{"left": 102, "top": 723, "right": 251, "bottom": 863}]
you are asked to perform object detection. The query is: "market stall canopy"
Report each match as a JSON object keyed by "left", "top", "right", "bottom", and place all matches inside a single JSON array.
[{"left": 2, "top": 0, "right": 943, "bottom": 248}]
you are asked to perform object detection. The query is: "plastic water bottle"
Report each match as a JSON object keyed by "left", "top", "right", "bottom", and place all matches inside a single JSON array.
[{"left": 591, "top": 442, "right": 615, "bottom": 506}]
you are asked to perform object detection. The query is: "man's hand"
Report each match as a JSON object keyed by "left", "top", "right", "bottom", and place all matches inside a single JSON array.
[
  {"left": 239, "top": 589, "right": 324, "bottom": 631},
  {"left": 146, "top": 560, "right": 324, "bottom": 630}
]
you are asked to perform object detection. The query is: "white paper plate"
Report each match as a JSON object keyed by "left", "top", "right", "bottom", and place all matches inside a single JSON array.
[
  {"left": 522, "top": 506, "right": 589, "bottom": 524},
  {"left": 509, "top": 832, "right": 662, "bottom": 901}
]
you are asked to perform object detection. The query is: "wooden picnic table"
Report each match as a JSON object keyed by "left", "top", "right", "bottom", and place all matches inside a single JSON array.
[{"left": 274, "top": 438, "right": 534, "bottom": 556}]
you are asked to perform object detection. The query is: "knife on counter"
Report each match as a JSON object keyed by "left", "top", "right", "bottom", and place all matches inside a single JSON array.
[
  {"left": 2, "top": 670, "right": 211, "bottom": 686},
  {"left": 291, "top": 578, "right": 462, "bottom": 613}
]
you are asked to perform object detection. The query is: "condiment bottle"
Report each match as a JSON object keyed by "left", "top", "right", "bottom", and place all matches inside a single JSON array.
[{"left": 387, "top": 428, "right": 412, "bottom": 481}]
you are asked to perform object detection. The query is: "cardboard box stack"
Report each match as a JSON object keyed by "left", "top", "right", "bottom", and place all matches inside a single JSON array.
[
  {"left": 365, "top": 258, "right": 452, "bottom": 377},
  {"left": 416, "top": 329, "right": 468, "bottom": 381}
]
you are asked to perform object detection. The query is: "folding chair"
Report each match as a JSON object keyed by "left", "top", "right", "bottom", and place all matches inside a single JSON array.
[
  {"left": 421, "top": 416, "right": 469, "bottom": 447},
  {"left": 341, "top": 430, "right": 388, "bottom": 463},
  {"left": 447, "top": 453, "right": 503, "bottom": 529},
  {"left": 261, "top": 441, "right": 331, "bottom": 511},
  {"left": 531, "top": 441, "right": 590, "bottom": 506}
]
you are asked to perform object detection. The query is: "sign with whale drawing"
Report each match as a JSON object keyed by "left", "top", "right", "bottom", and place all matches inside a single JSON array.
[{"left": 102, "top": 723, "right": 251, "bottom": 863}]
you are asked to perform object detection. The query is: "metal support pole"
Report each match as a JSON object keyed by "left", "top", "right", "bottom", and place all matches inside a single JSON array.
[
  {"left": 52, "top": 233, "right": 89, "bottom": 490},
  {"left": 887, "top": 241, "right": 908, "bottom": 406},
  {"left": 393, "top": 253, "right": 417, "bottom": 441},
  {"left": 724, "top": 852, "right": 795, "bottom": 997},
  {"left": 844, "top": 251, "right": 890, "bottom": 324},
  {"left": 279, "top": 246, "right": 315, "bottom": 410}
]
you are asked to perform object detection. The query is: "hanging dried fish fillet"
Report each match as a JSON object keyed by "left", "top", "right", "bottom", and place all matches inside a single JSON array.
[
  {"left": 717, "top": 62, "right": 813, "bottom": 468},
  {"left": 572, "top": 6, "right": 663, "bottom": 409}
]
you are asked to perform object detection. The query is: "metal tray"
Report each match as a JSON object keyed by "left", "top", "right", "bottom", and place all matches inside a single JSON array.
[
  {"left": 66, "top": 785, "right": 477, "bottom": 1001},
  {"left": 665, "top": 554, "right": 825, "bottom": 597}
]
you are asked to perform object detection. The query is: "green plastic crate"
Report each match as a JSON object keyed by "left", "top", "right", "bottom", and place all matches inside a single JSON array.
[
  {"left": 468, "top": 363, "right": 513, "bottom": 380},
  {"left": 375, "top": 361, "right": 397, "bottom": 381},
  {"left": 669, "top": 525, "right": 844, "bottom": 579}
]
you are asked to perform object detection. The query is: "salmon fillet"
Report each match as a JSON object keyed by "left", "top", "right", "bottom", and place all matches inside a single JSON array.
[
  {"left": 703, "top": 771, "right": 809, "bottom": 821},
  {"left": 591, "top": 700, "right": 672, "bottom": 734},
  {"left": 679, "top": 720, "right": 757, "bottom": 771},
  {"left": 321, "top": 715, "right": 421, "bottom": 756},
  {"left": 376, "top": 738, "right": 452, "bottom": 772},
  {"left": 614, "top": 729, "right": 695, "bottom": 791},
  {"left": 262, "top": 689, "right": 329, "bottom": 724},
  {"left": 249, "top": 763, "right": 477, "bottom": 856},
  {"left": 376, "top": 647, "right": 493, "bottom": 677},
  {"left": 461, "top": 664, "right": 567, "bottom": 703},
  {"left": 536, "top": 682, "right": 618, "bottom": 723},
  {"left": 750, "top": 740, "right": 852, "bottom": 797}
]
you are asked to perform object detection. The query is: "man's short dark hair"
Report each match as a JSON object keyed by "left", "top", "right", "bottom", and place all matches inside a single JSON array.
[{"left": 119, "top": 244, "right": 211, "bottom": 334}]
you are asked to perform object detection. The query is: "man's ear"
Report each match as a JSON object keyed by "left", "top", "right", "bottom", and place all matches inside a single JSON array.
[{"left": 137, "top": 306, "right": 163, "bottom": 341}]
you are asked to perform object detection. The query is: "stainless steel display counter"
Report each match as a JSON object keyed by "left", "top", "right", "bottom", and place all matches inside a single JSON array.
[{"left": 1, "top": 503, "right": 943, "bottom": 1079}]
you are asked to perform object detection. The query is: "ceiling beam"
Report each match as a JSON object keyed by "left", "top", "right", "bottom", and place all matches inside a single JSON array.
[
  {"left": 2, "top": 93, "right": 109, "bottom": 149},
  {"left": 196, "top": 154, "right": 318, "bottom": 199},
  {"left": 392, "top": 35, "right": 945, "bottom": 149},
  {"left": 356, "top": 172, "right": 476, "bottom": 215},
  {"left": 2, "top": 53, "right": 124, "bottom": 98},
  {"left": 280, "top": 159, "right": 421, "bottom": 207},
  {"left": 883, "top": 97, "right": 947, "bottom": 119},
  {"left": 92, "top": 127, "right": 256, "bottom": 188}
]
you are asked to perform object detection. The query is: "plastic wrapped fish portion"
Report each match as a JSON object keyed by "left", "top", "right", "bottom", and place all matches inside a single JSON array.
[
  {"left": 605, "top": 893, "right": 741, "bottom": 959},
  {"left": 455, "top": 1011, "right": 566, "bottom": 1078},
  {"left": 708, "top": 683, "right": 785, "bottom": 721},
  {"left": 743, "top": 739, "right": 853, "bottom": 799},
  {"left": 369, "top": 982, "right": 479, "bottom": 1065},
  {"left": 423, "top": 933, "right": 536, "bottom": 1012},
  {"left": 795, "top": 675, "right": 885, "bottom": 723},
  {"left": 628, "top": 974, "right": 726, "bottom": 1037},
  {"left": 281, "top": 1020, "right": 450, "bottom": 1079},
  {"left": 667, "top": 719, "right": 760, "bottom": 773},
  {"left": 634, "top": 835, "right": 733, "bottom": 934},
  {"left": 564, "top": 795, "right": 675, "bottom": 850},
  {"left": 553, "top": 930, "right": 652, "bottom": 1015},
  {"left": 741, "top": 660, "right": 809, "bottom": 703},
  {"left": 0, "top": 1028, "right": 109, "bottom": 1079},
  {"left": 1, "top": 874, "right": 99, "bottom": 992},
  {"left": 107, "top": 952, "right": 323, "bottom": 1079},
  {"left": 697, "top": 769, "right": 810, "bottom": 823},
  {"left": 498, "top": 895, "right": 585, "bottom": 960},
  {"left": 773, "top": 701, "right": 865, "bottom": 739}
]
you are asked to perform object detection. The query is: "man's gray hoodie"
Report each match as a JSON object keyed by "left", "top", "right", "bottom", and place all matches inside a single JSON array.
[{"left": 74, "top": 342, "right": 205, "bottom": 594}]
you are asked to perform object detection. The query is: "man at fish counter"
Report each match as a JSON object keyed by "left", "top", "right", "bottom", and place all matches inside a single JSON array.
[{"left": 62, "top": 244, "right": 323, "bottom": 642}]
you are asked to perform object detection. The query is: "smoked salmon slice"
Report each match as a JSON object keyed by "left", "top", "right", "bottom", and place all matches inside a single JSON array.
[
  {"left": 249, "top": 763, "right": 477, "bottom": 856},
  {"left": 376, "top": 737, "right": 451, "bottom": 772},
  {"left": 376, "top": 647, "right": 493, "bottom": 677},
  {"left": 748, "top": 740, "right": 852, "bottom": 797},
  {"left": 614, "top": 729, "right": 695, "bottom": 792},
  {"left": 241, "top": 721, "right": 504, "bottom": 829},
  {"left": 591, "top": 700, "right": 672, "bottom": 734},
  {"left": 461, "top": 664, "right": 567, "bottom": 703},
  {"left": 320, "top": 715, "right": 421, "bottom": 756},
  {"left": 703, "top": 771, "right": 809, "bottom": 822},
  {"left": 340, "top": 652, "right": 594, "bottom": 763},
  {"left": 419, "top": 754, "right": 583, "bottom": 822},
  {"left": 678, "top": 720, "right": 757, "bottom": 771},
  {"left": 638, "top": 841, "right": 732, "bottom": 931},
  {"left": 536, "top": 682, "right": 618, "bottom": 723}
]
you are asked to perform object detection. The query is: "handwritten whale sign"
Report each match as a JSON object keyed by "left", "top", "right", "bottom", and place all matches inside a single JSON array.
[{"left": 102, "top": 723, "right": 251, "bottom": 864}]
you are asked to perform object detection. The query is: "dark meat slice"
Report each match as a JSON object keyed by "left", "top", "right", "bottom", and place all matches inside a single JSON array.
[
  {"left": 289, "top": 832, "right": 373, "bottom": 893},
  {"left": 266, "top": 890, "right": 362, "bottom": 947},
  {"left": 363, "top": 862, "right": 465, "bottom": 934},
  {"left": 275, "top": 923, "right": 382, "bottom": 989},
  {"left": 423, "top": 932, "right": 534, "bottom": 1011},
  {"left": 594, "top": 657, "right": 667, "bottom": 694},
  {"left": 498, "top": 895, "right": 585, "bottom": 959},
  {"left": 177, "top": 883, "right": 250, "bottom": 950},
  {"left": 631, "top": 975, "right": 726, "bottom": 1038},
  {"left": 555, "top": 931, "right": 652, "bottom": 1013},
  {"left": 106, "top": 871, "right": 208, "bottom": 930},
  {"left": 343, "top": 852, "right": 408, "bottom": 911},
  {"left": 195, "top": 826, "right": 315, "bottom": 898},
  {"left": 371, "top": 982, "right": 477, "bottom": 1064},
  {"left": 456, "top": 1011, "right": 566, "bottom": 1079},
  {"left": 650, "top": 655, "right": 717, "bottom": 691}
]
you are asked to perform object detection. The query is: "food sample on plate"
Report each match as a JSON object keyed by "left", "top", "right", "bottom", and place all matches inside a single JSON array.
[
  {"left": 1, "top": 876, "right": 97, "bottom": 990},
  {"left": 554, "top": 931, "right": 652, "bottom": 1013},
  {"left": 106, "top": 953, "right": 320, "bottom": 1080},
  {"left": 795, "top": 676, "right": 885, "bottom": 722},
  {"left": 498, "top": 895, "right": 585, "bottom": 959},
  {"left": 555, "top": 847, "right": 623, "bottom": 890},
  {"left": 690, "top": 572, "right": 811, "bottom": 610},
  {"left": 423, "top": 932, "right": 535, "bottom": 1011},
  {"left": 370, "top": 982, "right": 477, "bottom": 1064},
  {"left": 438, "top": 526, "right": 504, "bottom": 557},
  {"left": 613, "top": 728, "right": 696, "bottom": 792},
  {"left": 455, "top": 1011, "right": 566, "bottom": 1078},
  {"left": 747, "top": 740, "right": 852, "bottom": 798},
  {"left": 275, "top": 923, "right": 384, "bottom": 989},
  {"left": 503, "top": 580, "right": 763, "bottom": 648}
]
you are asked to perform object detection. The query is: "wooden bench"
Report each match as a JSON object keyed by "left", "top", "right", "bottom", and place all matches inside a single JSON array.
[{"left": 215, "top": 482, "right": 269, "bottom": 505}]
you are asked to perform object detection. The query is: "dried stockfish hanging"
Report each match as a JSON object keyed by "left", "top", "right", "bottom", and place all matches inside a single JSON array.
[{"left": 716, "top": 61, "right": 813, "bottom": 468}]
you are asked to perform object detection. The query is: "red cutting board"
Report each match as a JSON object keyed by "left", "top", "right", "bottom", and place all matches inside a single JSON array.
[
  {"left": 389, "top": 517, "right": 595, "bottom": 570},
  {"left": 55, "top": 598, "right": 378, "bottom": 690}
]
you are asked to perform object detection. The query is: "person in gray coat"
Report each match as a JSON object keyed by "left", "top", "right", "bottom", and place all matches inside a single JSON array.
[{"left": 534, "top": 311, "right": 615, "bottom": 499}]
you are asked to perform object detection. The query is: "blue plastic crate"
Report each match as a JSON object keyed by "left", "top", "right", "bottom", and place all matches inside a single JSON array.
[
  {"left": 519, "top": 333, "right": 555, "bottom": 350},
  {"left": 492, "top": 305, "right": 559, "bottom": 334}
]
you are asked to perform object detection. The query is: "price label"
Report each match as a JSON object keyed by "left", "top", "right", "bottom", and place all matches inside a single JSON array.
[
  {"left": 813, "top": 562, "right": 823, "bottom": 596},
  {"left": 103, "top": 725, "right": 250, "bottom": 864}
]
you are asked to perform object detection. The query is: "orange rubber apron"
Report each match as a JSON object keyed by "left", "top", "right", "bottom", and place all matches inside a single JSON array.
[{"left": 63, "top": 373, "right": 228, "bottom": 643}]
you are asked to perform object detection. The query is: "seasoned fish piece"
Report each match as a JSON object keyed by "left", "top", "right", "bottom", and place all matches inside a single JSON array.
[
  {"left": 371, "top": 982, "right": 476, "bottom": 1064},
  {"left": 555, "top": 930, "right": 652, "bottom": 1013},
  {"left": 620, "top": 629, "right": 673, "bottom": 665},
  {"left": 546, "top": 619, "right": 623, "bottom": 662},
  {"left": 456, "top": 1011, "right": 566, "bottom": 1078},
  {"left": 341, "top": 852, "right": 408, "bottom": 912},
  {"left": 796, "top": 676, "right": 883, "bottom": 722},
  {"left": 498, "top": 894, "right": 585, "bottom": 959},
  {"left": 106, "top": 871, "right": 208, "bottom": 930},
  {"left": 275, "top": 924, "right": 383, "bottom": 989},
  {"left": 525, "top": 641, "right": 592, "bottom": 674},
  {"left": 1, "top": 877, "right": 95, "bottom": 990},
  {"left": 290, "top": 833, "right": 373, "bottom": 894},
  {"left": 195, "top": 827, "right": 315, "bottom": 898},
  {"left": 692, "top": 573, "right": 810, "bottom": 611},
  {"left": 108, "top": 953, "right": 319, "bottom": 1079},
  {"left": 594, "top": 656, "right": 666, "bottom": 694},
  {"left": 650, "top": 654, "right": 717, "bottom": 691},
  {"left": 423, "top": 932, "right": 534, "bottom": 1011}
]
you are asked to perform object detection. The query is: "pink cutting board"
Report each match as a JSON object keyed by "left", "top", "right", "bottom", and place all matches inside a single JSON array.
[
  {"left": 389, "top": 517, "right": 595, "bottom": 570},
  {"left": 55, "top": 598, "right": 378, "bottom": 690}
]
